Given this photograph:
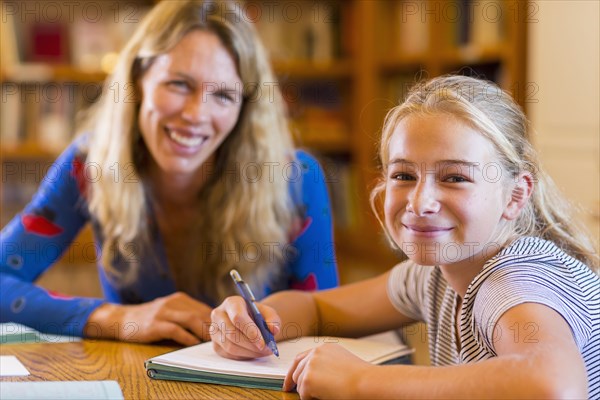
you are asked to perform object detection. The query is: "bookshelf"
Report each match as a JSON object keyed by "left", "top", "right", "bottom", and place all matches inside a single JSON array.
[
  {"left": 338, "top": 0, "right": 528, "bottom": 273},
  {"left": 0, "top": 0, "right": 151, "bottom": 267},
  {"left": 1, "top": 0, "right": 528, "bottom": 275}
]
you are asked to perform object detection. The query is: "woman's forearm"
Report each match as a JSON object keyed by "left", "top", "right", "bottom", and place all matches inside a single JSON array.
[{"left": 84, "top": 303, "right": 124, "bottom": 339}]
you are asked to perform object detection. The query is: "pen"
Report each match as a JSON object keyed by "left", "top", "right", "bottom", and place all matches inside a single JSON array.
[{"left": 230, "top": 269, "right": 280, "bottom": 357}]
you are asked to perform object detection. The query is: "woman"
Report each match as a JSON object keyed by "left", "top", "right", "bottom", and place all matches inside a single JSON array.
[{"left": 0, "top": 0, "right": 338, "bottom": 345}]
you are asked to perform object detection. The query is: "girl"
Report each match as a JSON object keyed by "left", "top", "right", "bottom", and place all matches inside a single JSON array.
[{"left": 210, "top": 75, "right": 599, "bottom": 398}]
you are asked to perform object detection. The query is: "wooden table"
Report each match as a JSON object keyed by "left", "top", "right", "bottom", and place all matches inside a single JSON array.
[{"left": 0, "top": 340, "right": 299, "bottom": 399}]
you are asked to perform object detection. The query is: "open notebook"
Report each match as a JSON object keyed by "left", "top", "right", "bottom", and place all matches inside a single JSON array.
[{"left": 145, "top": 336, "right": 412, "bottom": 390}]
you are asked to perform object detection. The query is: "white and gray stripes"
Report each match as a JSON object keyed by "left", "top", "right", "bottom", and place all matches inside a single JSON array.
[{"left": 388, "top": 236, "right": 599, "bottom": 397}]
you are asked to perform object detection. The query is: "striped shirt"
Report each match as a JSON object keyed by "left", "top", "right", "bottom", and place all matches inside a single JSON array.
[{"left": 388, "top": 236, "right": 599, "bottom": 397}]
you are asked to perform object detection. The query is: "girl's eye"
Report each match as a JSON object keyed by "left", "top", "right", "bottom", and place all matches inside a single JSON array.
[
  {"left": 444, "top": 175, "right": 469, "bottom": 183},
  {"left": 390, "top": 173, "right": 416, "bottom": 181}
]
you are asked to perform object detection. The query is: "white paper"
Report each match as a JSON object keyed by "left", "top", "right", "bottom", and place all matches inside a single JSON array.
[
  {"left": 0, "top": 381, "right": 123, "bottom": 400},
  {"left": 0, "top": 356, "right": 30, "bottom": 376}
]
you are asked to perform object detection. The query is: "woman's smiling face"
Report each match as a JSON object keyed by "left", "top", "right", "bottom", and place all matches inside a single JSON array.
[
  {"left": 138, "top": 30, "right": 243, "bottom": 180},
  {"left": 384, "top": 113, "right": 513, "bottom": 268}
]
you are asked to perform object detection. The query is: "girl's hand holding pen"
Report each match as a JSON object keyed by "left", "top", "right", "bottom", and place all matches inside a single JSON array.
[{"left": 210, "top": 296, "right": 281, "bottom": 360}]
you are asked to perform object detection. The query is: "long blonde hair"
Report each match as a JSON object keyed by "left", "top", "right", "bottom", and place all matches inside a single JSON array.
[
  {"left": 81, "top": 0, "right": 296, "bottom": 301},
  {"left": 370, "top": 75, "right": 598, "bottom": 270}
]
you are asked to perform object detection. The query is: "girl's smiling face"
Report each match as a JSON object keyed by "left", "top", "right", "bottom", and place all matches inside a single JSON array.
[{"left": 384, "top": 113, "right": 514, "bottom": 269}]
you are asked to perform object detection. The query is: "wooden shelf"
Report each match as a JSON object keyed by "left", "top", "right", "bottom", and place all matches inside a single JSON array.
[
  {"left": 296, "top": 137, "right": 351, "bottom": 154},
  {"left": 1, "top": 142, "right": 59, "bottom": 160},
  {"left": 377, "top": 54, "right": 428, "bottom": 74},
  {"left": 272, "top": 59, "right": 353, "bottom": 80},
  {"left": 51, "top": 66, "right": 107, "bottom": 83},
  {"left": 440, "top": 44, "right": 508, "bottom": 67},
  {"left": 1, "top": 65, "right": 106, "bottom": 83}
]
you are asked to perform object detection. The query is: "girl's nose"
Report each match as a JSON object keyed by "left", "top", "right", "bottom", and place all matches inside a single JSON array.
[{"left": 406, "top": 181, "right": 441, "bottom": 216}]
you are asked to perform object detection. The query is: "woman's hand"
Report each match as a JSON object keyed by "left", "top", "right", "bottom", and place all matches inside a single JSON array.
[
  {"left": 84, "top": 292, "right": 212, "bottom": 346},
  {"left": 283, "top": 343, "right": 371, "bottom": 400},
  {"left": 210, "top": 296, "right": 281, "bottom": 360}
]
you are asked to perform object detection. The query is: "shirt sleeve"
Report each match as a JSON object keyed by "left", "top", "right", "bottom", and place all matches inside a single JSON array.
[
  {"left": 286, "top": 151, "right": 339, "bottom": 291},
  {"left": 0, "top": 141, "right": 105, "bottom": 336},
  {"left": 387, "top": 260, "right": 430, "bottom": 322},
  {"left": 473, "top": 260, "right": 596, "bottom": 354}
]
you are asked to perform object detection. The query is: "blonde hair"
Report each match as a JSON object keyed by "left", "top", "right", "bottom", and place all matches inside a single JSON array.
[
  {"left": 80, "top": 0, "right": 296, "bottom": 301},
  {"left": 370, "top": 75, "right": 598, "bottom": 270}
]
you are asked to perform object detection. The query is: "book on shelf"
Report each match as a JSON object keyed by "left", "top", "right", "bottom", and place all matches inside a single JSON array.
[
  {"left": 37, "top": 88, "right": 74, "bottom": 153},
  {"left": 145, "top": 336, "right": 412, "bottom": 391},
  {"left": 397, "top": 0, "right": 429, "bottom": 55},
  {"left": 284, "top": 80, "right": 349, "bottom": 148},
  {"left": 375, "top": 0, "right": 429, "bottom": 58},
  {"left": 70, "top": 6, "right": 150, "bottom": 73},
  {"left": 0, "top": 2, "right": 21, "bottom": 69},
  {"left": 70, "top": 17, "right": 115, "bottom": 73},
  {"left": 291, "top": 106, "right": 347, "bottom": 147},
  {"left": 373, "top": 73, "right": 416, "bottom": 131},
  {"left": 318, "top": 155, "right": 361, "bottom": 230},
  {"left": 26, "top": 22, "right": 70, "bottom": 64},
  {"left": 385, "top": 73, "right": 418, "bottom": 106},
  {"left": 469, "top": 0, "right": 504, "bottom": 48},
  {"left": 450, "top": 62, "right": 505, "bottom": 86},
  {"left": 2, "top": 1, "right": 150, "bottom": 74},
  {"left": 253, "top": 1, "right": 342, "bottom": 62},
  {"left": 0, "top": 83, "right": 22, "bottom": 149},
  {"left": 0, "top": 81, "right": 101, "bottom": 154},
  {"left": 452, "top": 0, "right": 504, "bottom": 49}
]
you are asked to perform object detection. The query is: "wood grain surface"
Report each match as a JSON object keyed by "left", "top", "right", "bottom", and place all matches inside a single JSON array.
[{"left": 0, "top": 340, "right": 299, "bottom": 399}]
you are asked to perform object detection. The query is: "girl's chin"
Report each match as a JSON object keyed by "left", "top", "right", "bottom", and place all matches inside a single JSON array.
[
  {"left": 406, "top": 255, "right": 444, "bottom": 267},
  {"left": 398, "top": 240, "right": 463, "bottom": 266}
]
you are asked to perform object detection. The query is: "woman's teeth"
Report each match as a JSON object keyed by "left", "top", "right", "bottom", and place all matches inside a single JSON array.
[{"left": 168, "top": 130, "right": 205, "bottom": 147}]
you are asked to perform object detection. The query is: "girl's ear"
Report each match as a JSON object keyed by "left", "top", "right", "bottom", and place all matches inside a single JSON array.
[{"left": 502, "top": 172, "right": 534, "bottom": 220}]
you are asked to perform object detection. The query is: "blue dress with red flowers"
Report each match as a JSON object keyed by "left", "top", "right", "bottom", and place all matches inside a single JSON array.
[{"left": 0, "top": 140, "right": 338, "bottom": 337}]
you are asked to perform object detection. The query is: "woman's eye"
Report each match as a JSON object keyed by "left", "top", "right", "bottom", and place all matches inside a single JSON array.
[
  {"left": 214, "top": 91, "right": 236, "bottom": 105},
  {"left": 167, "top": 80, "right": 190, "bottom": 91}
]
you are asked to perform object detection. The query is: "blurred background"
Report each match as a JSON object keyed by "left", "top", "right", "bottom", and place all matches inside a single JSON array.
[{"left": 1, "top": 0, "right": 598, "bottom": 321}]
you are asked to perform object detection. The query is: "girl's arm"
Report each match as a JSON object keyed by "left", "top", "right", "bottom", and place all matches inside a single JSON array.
[
  {"left": 211, "top": 271, "right": 416, "bottom": 359},
  {"left": 286, "top": 302, "right": 587, "bottom": 399}
]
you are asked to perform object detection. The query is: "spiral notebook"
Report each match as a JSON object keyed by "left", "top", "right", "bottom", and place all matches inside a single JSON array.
[{"left": 145, "top": 336, "right": 412, "bottom": 391}]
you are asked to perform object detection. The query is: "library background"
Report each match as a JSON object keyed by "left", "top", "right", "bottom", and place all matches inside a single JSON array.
[{"left": 3, "top": 0, "right": 594, "bottom": 304}]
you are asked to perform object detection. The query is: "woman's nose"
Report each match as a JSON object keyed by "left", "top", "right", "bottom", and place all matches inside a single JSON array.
[{"left": 181, "top": 93, "right": 210, "bottom": 124}]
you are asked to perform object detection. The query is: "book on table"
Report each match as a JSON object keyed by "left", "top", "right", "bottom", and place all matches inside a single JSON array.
[{"left": 145, "top": 336, "right": 413, "bottom": 391}]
